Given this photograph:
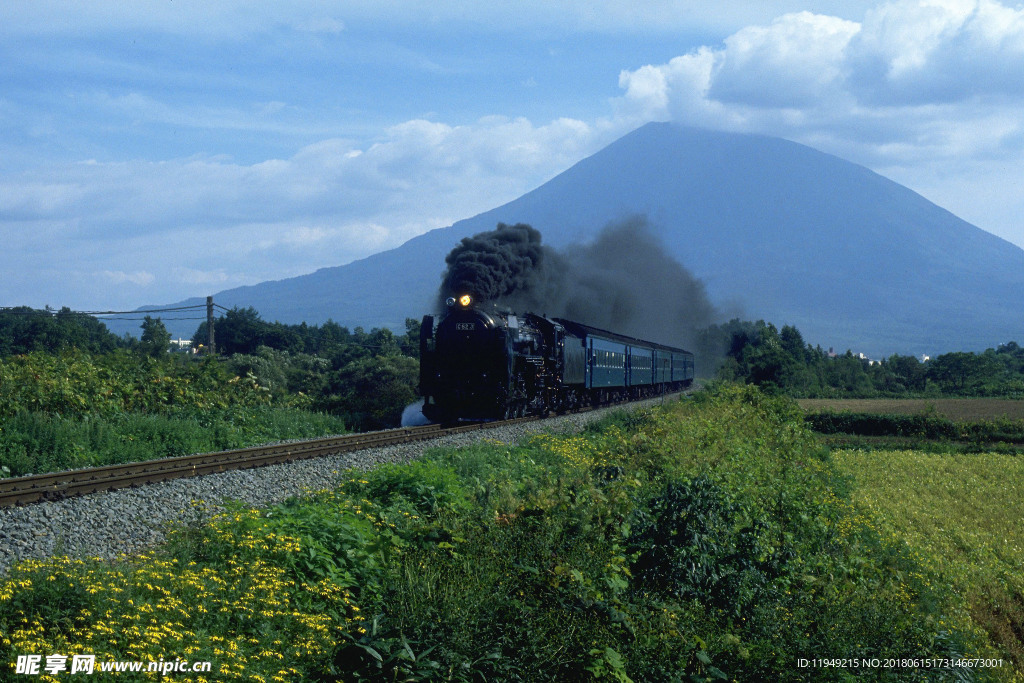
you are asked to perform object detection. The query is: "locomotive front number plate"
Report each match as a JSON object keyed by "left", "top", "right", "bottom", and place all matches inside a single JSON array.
[{"left": 455, "top": 323, "right": 476, "bottom": 330}]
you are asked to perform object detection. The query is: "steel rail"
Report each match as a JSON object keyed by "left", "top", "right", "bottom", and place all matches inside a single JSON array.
[
  {"left": 0, "top": 389, "right": 683, "bottom": 508},
  {"left": 0, "top": 419, "right": 536, "bottom": 508}
]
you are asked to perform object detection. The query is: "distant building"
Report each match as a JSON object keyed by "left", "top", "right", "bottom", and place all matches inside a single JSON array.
[{"left": 827, "top": 347, "right": 880, "bottom": 364}]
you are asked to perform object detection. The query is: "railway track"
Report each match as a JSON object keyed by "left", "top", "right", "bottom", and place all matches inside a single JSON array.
[{"left": 0, "top": 418, "right": 537, "bottom": 508}]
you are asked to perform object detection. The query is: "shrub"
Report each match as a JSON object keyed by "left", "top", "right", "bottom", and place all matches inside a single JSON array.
[
  {"left": 629, "top": 475, "right": 774, "bottom": 616},
  {"left": 806, "top": 411, "right": 962, "bottom": 438},
  {"left": 352, "top": 460, "right": 472, "bottom": 518}
]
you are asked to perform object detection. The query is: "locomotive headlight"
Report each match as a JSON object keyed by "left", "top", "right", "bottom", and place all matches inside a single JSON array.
[
  {"left": 459, "top": 294, "right": 472, "bottom": 307},
  {"left": 445, "top": 297, "right": 456, "bottom": 307}
]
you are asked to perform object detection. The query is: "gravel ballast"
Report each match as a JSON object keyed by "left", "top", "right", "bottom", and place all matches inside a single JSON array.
[{"left": 0, "top": 397, "right": 678, "bottom": 576}]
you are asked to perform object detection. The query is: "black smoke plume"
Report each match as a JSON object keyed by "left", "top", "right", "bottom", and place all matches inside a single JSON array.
[
  {"left": 439, "top": 223, "right": 546, "bottom": 304},
  {"left": 438, "top": 217, "right": 720, "bottom": 353}
]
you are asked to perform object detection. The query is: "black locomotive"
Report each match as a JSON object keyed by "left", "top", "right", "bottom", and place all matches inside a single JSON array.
[{"left": 419, "top": 294, "right": 694, "bottom": 423}]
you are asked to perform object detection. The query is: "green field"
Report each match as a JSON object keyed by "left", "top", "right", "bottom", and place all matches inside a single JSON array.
[
  {"left": 834, "top": 448, "right": 1024, "bottom": 675},
  {"left": 805, "top": 397, "right": 1024, "bottom": 677}
]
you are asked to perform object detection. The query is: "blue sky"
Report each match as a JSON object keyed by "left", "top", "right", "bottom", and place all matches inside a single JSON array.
[{"left": 3, "top": 0, "right": 1024, "bottom": 312}]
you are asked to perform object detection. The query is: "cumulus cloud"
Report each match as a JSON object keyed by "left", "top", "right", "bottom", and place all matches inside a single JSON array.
[
  {"left": 711, "top": 12, "right": 861, "bottom": 108},
  {"left": 849, "top": 0, "right": 1024, "bottom": 104},
  {"left": 615, "top": 0, "right": 1024, "bottom": 165}
]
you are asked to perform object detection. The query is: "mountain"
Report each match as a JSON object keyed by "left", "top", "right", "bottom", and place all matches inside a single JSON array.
[{"left": 128, "top": 123, "right": 1024, "bottom": 357}]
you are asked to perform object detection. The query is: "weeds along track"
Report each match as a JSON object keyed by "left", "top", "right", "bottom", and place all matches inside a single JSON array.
[{"left": 0, "top": 419, "right": 539, "bottom": 508}]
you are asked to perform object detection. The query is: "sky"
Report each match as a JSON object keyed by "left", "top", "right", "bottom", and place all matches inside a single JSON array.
[{"left": 3, "top": 0, "right": 1024, "bottom": 313}]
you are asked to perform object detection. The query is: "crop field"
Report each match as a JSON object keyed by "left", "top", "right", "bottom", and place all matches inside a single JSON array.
[
  {"left": 798, "top": 398, "right": 1024, "bottom": 422},
  {"left": 833, "top": 448, "right": 1024, "bottom": 674}
]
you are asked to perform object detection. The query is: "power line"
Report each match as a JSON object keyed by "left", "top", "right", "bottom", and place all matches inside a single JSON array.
[
  {"left": 0, "top": 303, "right": 225, "bottom": 319},
  {"left": 89, "top": 316, "right": 209, "bottom": 322},
  {"left": 1, "top": 305, "right": 209, "bottom": 317},
  {"left": 89, "top": 305, "right": 210, "bottom": 316}
]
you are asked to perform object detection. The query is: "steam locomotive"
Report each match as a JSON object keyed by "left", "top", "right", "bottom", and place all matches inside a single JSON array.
[{"left": 419, "top": 294, "right": 694, "bottom": 423}]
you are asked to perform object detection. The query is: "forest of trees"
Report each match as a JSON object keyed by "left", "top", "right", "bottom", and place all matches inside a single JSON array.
[
  {"left": 707, "top": 319, "right": 1024, "bottom": 397},
  {"left": 0, "top": 306, "right": 128, "bottom": 357}
]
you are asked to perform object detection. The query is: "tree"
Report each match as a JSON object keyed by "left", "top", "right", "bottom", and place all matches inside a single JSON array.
[
  {"left": 926, "top": 352, "right": 1002, "bottom": 395},
  {"left": 0, "top": 306, "right": 124, "bottom": 357},
  {"left": 140, "top": 316, "right": 172, "bottom": 357},
  {"left": 368, "top": 328, "right": 401, "bottom": 357},
  {"left": 324, "top": 355, "right": 420, "bottom": 430},
  {"left": 825, "top": 352, "right": 875, "bottom": 395},
  {"left": 880, "top": 354, "right": 927, "bottom": 393},
  {"left": 192, "top": 306, "right": 266, "bottom": 355},
  {"left": 743, "top": 324, "right": 788, "bottom": 392},
  {"left": 779, "top": 325, "right": 807, "bottom": 362},
  {"left": 400, "top": 318, "right": 422, "bottom": 358},
  {"left": 226, "top": 346, "right": 330, "bottom": 401}
]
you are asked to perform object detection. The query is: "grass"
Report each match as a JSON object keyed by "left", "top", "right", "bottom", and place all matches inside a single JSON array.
[
  {"left": 833, "top": 448, "right": 1024, "bottom": 673},
  {"left": 1, "top": 385, "right": 1017, "bottom": 681},
  {"left": 803, "top": 397, "right": 1024, "bottom": 677}
]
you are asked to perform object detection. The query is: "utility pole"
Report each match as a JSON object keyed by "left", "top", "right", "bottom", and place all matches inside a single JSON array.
[{"left": 206, "top": 296, "right": 215, "bottom": 355}]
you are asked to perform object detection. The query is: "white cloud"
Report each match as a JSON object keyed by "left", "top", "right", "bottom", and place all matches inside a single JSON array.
[
  {"left": 847, "top": 0, "right": 1024, "bottom": 103},
  {"left": 711, "top": 12, "right": 861, "bottom": 108},
  {"left": 0, "top": 181, "right": 86, "bottom": 218},
  {"left": 616, "top": 49, "right": 719, "bottom": 127},
  {"left": 615, "top": 0, "right": 1024, "bottom": 168}
]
